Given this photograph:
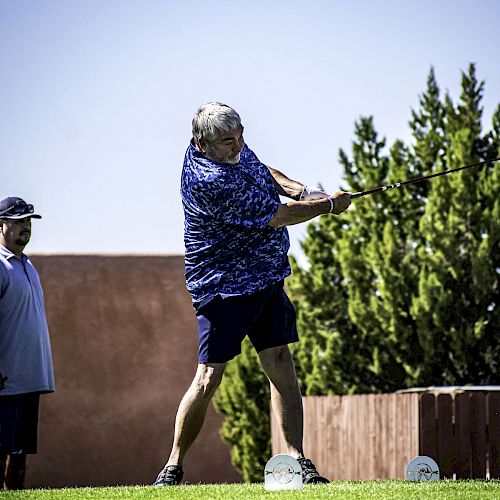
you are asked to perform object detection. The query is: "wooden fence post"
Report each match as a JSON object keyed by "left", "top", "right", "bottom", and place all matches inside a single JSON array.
[
  {"left": 420, "top": 393, "right": 437, "bottom": 462},
  {"left": 488, "top": 393, "right": 500, "bottom": 479},
  {"left": 470, "top": 393, "right": 487, "bottom": 478},
  {"left": 454, "top": 392, "right": 471, "bottom": 478},
  {"left": 436, "top": 394, "right": 454, "bottom": 478}
]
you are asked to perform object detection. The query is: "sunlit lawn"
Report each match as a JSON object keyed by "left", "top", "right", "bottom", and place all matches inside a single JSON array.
[{"left": 3, "top": 480, "right": 500, "bottom": 499}]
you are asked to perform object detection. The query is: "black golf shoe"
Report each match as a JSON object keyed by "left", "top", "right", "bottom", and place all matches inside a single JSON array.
[
  {"left": 153, "top": 465, "right": 184, "bottom": 486},
  {"left": 297, "top": 457, "right": 330, "bottom": 484}
]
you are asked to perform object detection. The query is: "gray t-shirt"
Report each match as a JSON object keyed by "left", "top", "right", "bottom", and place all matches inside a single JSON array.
[{"left": 0, "top": 245, "right": 55, "bottom": 395}]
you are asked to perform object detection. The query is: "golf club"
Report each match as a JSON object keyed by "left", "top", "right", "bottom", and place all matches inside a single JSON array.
[{"left": 350, "top": 156, "right": 500, "bottom": 199}]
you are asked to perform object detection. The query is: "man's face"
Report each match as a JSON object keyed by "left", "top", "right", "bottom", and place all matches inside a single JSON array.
[
  {"left": 0, "top": 218, "right": 32, "bottom": 252},
  {"left": 199, "top": 126, "right": 244, "bottom": 164}
]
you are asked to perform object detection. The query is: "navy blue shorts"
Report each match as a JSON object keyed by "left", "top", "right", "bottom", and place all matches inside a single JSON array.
[
  {"left": 0, "top": 393, "right": 40, "bottom": 455},
  {"left": 196, "top": 280, "right": 299, "bottom": 363}
]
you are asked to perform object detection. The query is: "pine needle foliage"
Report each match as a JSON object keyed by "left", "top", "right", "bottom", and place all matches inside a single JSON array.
[{"left": 290, "top": 64, "right": 499, "bottom": 393}]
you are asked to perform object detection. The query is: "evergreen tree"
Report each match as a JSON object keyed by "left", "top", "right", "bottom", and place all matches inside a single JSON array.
[
  {"left": 411, "top": 64, "right": 500, "bottom": 383},
  {"left": 292, "top": 64, "right": 499, "bottom": 390},
  {"left": 288, "top": 220, "right": 359, "bottom": 395},
  {"left": 410, "top": 66, "right": 447, "bottom": 179},
  {"left": 364, "top": 67, "right": 447, "bottom": 386},
  {"left": 337, "top": 118, "right": 393, "bottom": 390}
]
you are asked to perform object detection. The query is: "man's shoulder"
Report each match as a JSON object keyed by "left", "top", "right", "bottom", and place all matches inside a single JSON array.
[
  {"left": 0, "top": 244, "right": 13, "bottom": 259},
  {"left": 240, "top": 145, "right": 262, "bottom": 164},
  {"left": 0, "top": 248, "right": 13, "bottom": 273},
  {"left": 0, "top": 251, "right": 35, "bottom": 274},
  {"left": 24, "top": 255, "right": 39, "bottom": 272},
  {"left": 182, "top": 164, "right": 232, "bottom": 192},
  {"left": 181, "top": 143, "right": 268, "bottom": 193},
  {"left": 0, "top": 253, "right": 11, "bottom": 289}
]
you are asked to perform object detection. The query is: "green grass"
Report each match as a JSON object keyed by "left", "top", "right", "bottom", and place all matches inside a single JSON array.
[{"left": 2, "top": 481, "right": 500, "bottom": 500}]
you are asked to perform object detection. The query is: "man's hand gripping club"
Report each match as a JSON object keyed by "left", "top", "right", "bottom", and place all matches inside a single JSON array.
[{"left": 269, "top": 185, "right": 352, "bottom": 228}]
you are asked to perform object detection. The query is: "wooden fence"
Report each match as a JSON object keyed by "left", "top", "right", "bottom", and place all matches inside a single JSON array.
[
  {"left": 420, "top": 390, "right": 500, "bottom": 479},
  {"left": 271, "top": 389, "right": 500, "bottom": 480}
]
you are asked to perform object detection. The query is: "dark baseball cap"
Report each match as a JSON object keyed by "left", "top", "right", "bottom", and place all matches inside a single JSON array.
[{"left": 0, "top": 197, "right": 42, "bottom": 219}]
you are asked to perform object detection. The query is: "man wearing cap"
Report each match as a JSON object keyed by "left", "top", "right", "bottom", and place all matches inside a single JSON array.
[
  {"left": 154, "top": 103, "right": 352, "bottom": 486},
  {"left": 0, "top": 197, "right": 55, "bottom": 490}
]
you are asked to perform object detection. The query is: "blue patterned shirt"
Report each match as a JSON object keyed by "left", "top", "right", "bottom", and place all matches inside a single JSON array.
[{"left": 181, "top": 142, "right": 291, "bottom": 307}]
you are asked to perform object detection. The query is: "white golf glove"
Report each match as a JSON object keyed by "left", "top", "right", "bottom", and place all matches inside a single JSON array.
[{"left": 300, "top": 184, "right": 329, "bottom": 201}]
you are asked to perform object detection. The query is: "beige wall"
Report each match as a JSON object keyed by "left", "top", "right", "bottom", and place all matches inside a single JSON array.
[{"left": 27, "top": 255, "right": 241, "bottom": 487}]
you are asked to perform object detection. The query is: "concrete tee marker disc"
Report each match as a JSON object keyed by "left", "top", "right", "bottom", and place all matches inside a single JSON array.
[
  {"left": 264, "top": 454, "right": 303, "bottom": 490},
  {"left": 406, "top": 455, "right": 440, "bottom": 480}
]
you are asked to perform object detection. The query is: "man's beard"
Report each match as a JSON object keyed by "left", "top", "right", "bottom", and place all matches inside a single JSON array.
[
  {"left": 16, "top": 233, "right": 31, "bottom": 246},
  {"left": 225, "top": 152, "right": 241, "bottom": 165}
]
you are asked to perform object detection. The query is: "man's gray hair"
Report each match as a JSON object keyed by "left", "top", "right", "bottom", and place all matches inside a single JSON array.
[{"left": 192, "top": 102, "right": 241, "bottom": 143}]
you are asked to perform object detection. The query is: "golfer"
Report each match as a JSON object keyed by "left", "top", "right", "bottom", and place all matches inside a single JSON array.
[
  {"left": 154, "top": 102, "right": 351, "bottom": 486},
  {"left": 0, "top": 197, "right": 55, "bottom": 490}
]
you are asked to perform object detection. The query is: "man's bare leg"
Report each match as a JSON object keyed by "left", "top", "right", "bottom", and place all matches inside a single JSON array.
[
  {"left": 166, "top": 362, "right": 226, "bottom": 466},
  {"left": 0, "top": 452, "right": 7, "bottom": 490},
  {"left": 4, "top": 454, "right": 26, "bottom": 490},
  {"left": 258, "top": 344, "right": 329, "bottom": 483},
  {"left": 258, "top": 345, "right": 304, "bottom": 458}
]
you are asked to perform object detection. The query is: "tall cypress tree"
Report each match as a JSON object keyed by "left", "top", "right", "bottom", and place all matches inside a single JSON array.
[
  {"left": 411, "top": 65, "right": 500, "bottom": 383},
  {"left": 410, "top": 66, "right": 446, "bottom": 178},
  {"left": 335, "top": 117, "right": 408, "bottom": 392},
  {"left": 367, "top": 68, "right": 447, "bottom": 386},
  {"left": 292, "top": 117, "right": 398, "bottom": 395},
  {"left": 288, "top": 218, "right": 358, "bottom": 395}
]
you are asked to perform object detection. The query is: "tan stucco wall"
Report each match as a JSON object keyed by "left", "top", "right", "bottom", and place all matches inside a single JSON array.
[{"left": 26, "top": 254, "right": 241, "bottom": 487}]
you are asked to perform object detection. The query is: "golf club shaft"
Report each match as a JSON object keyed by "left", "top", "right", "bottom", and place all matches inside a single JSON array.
[{"left": 350, "top": 157, "right": 500, "bottom": 199}]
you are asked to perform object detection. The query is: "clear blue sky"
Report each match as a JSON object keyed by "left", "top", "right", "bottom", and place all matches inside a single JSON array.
[{"left": 1, "top": 0, "right": 499, "bottom": 263}]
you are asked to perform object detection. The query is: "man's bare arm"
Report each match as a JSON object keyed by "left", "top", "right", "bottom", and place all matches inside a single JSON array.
[
  {"left": 268, "top": 192, "right": 352, "bottom": 228},
  {"left": 267, "top": 166, "right": 304, "bottom": 200}
]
